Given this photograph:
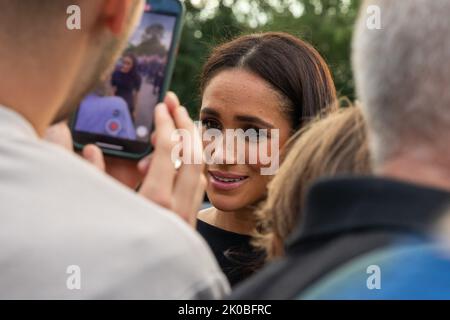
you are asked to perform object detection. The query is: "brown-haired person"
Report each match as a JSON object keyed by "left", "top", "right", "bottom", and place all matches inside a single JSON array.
[
  {"left": 253, "top": 106, "right": 371, "bottom": 260},
  {"left": 196, "top": 32, "right": 337, "bottom": 286},
  {"left": 232, "top": 0, "right": 450, "bottom": 300}
]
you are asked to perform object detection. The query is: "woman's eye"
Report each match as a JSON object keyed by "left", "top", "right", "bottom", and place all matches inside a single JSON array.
[{"left": 202, "top": 119, "right": 222, "bottom": 130}]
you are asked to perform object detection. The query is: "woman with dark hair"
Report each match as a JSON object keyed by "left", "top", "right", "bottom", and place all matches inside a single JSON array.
[
  {"left": 197, "top": 32, "right": 337, "bottom": 286},
  {"left": 112, "top": 53, "right": 142, "bottom": 119}
]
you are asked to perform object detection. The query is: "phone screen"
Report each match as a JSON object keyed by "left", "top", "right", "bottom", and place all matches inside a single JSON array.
[{"left": 74, "top": 10, "right": 177, "bottom": 144}]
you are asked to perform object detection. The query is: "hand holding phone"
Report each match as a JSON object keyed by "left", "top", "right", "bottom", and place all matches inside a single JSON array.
[
  {"left": 71, "top": 0, "right": 185, "bottom": 160},
  {"left": 46, "top": 122, "right": 141, "bottom": 188},
  {"left": 139, "top": 93, "right": 206, "bottom": 227},
  {"left": 62, "top": 92, "right": 206, "bottom": 227}
]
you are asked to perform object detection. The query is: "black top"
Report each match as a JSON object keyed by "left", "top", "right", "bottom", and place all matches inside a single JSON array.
[
  {"left": 230, "top": 176, "right": 450, "bottom": 299},
  {"left": 111, "top": 70, "right": 142, "bottom": 113},
  {"left": 197, "top": 219, "right": 265, "bottom": 287}
]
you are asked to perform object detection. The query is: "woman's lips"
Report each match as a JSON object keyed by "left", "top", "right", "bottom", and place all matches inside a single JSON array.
[{"left": 208, "top": 171, "right": 249, "bottom": 191}]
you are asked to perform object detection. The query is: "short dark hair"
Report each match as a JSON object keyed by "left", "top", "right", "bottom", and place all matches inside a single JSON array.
[{"left": 200, "top": 32, "right": 337, "bottom": 130}]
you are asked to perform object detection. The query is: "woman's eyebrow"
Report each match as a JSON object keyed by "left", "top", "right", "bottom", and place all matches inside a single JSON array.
[
  {"left": 199, "top": 107, "right": 221, "bottom": 118},
  {"left": 234, "top": 115, "right": 274, "bottom": 128}
]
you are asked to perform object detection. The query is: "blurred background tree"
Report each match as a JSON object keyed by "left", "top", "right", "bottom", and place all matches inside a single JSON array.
[
  {"left": 131, "top": 23, "right": 168, "bottom": 57},
  {"left": 171, "top": 0, "right": 362, "bottom": 116}
]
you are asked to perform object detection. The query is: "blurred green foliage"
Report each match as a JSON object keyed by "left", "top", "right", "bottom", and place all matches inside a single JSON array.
[{"left": 170, "top": 0, "right": 362, "bottom": 116}]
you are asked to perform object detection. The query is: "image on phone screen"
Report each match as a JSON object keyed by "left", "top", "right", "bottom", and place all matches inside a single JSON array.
[{"left": 74, "top": 11, "right": 177, "bottom": 143}]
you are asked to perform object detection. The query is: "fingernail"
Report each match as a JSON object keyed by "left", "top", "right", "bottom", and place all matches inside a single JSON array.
[
  {"left": 138, "top": 157, "right": 150, "bottom": 170},
  {"left": 156, "top": 103, "right": 168, "bottom": 114},
  {"left": 180, "top": 106, "right": 189, "bottom": 116},
  {"left": 83, "top": 146, "right": 94, "bottom": 161},
  {"left": 166, "top": 91, "right": 176, "bottom": 99}
]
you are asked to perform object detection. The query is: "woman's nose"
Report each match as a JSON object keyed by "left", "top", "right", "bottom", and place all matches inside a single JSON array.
[{"left": 209, "top": 133, "right": 247, "bottom": 165}]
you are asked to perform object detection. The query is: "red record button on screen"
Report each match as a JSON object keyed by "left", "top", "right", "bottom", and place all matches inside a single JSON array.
[
  {"left": 105, "top": 119, "right": 122, "bottom": 136},
  {"left": 110, "top": 122, "right": 118, "bottom": 131}
]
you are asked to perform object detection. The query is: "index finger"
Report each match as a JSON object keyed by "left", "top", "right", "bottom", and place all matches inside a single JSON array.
[{"left": 139, "top": 103, "right": 178, "bottom": 205}]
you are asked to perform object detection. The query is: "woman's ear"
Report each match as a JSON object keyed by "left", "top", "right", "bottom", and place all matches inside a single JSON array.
[{"left": 102, "top": 0, "right": 134, "bottom": 35}]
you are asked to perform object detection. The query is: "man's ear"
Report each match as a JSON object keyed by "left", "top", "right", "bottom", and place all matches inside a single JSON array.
[{"left": 102, "top": 0, "right": 133, "bottom": 35}]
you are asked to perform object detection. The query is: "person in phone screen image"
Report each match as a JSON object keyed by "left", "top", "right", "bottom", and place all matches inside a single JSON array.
[{"left": 111, "top": 53, "right": 142, "bottom": 120}]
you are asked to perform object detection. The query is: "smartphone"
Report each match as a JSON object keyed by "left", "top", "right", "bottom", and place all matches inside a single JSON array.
[{"left": 71, "top": 0, "right": 185, "bottom": 160}]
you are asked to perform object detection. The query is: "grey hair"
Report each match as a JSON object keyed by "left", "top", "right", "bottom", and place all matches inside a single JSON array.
[{"left": 353, "top": 0, "right": 450, "bottom": 166}]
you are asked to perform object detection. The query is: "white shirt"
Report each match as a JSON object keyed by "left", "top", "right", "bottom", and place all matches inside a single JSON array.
[{"left": 0, "top": 105, "right": 229, "bottom": 299}]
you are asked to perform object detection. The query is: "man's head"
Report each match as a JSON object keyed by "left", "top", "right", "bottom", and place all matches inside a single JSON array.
[
  {"left": 0, "top": 0, "right": 144, "bottom": 135},
  {"left": 353, "top": 0, "right": 450, "bottom": 167}
]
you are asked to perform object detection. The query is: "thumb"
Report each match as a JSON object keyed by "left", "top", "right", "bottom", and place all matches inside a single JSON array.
[{"left": 82, "top": 144, "right": 106, "bottom": 172}]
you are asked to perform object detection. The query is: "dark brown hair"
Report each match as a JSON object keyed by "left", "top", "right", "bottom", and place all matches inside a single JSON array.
[{"left": 200, "top": 32, "right": 337, "bottom": 129}]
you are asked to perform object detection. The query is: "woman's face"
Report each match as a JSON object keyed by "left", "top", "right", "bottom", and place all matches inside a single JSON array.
[
  {"left": 120, "top": 56, "right": 133, "bottom": 73},
  {"left": 200, "top": 69, "right": 292, "bottom": 212}
]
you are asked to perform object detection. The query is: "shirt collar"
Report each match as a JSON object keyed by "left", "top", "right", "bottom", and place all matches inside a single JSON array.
[
  {"left": 0, "top": 104, "right": 38, "bottom": 139},
  {"left": 287, "top": 176, "right": 450, "bottom": 249}
]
